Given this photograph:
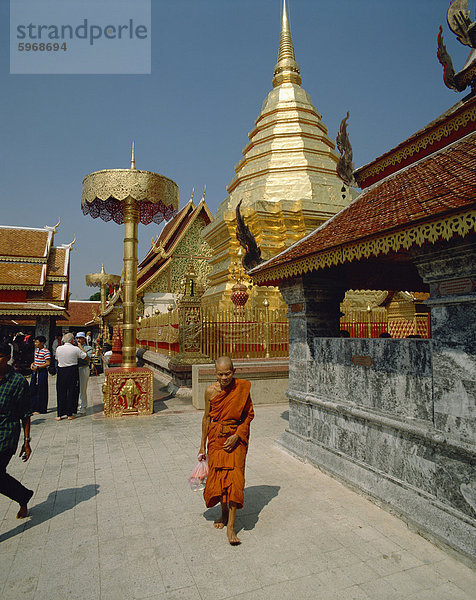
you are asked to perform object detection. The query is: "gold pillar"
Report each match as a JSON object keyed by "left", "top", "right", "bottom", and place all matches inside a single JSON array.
[
  {"left": 122, "top": 197, "right": 139, "bottom": 369},
  {"left": 100, "top": 282, "right": 106, "bottom": 314}
]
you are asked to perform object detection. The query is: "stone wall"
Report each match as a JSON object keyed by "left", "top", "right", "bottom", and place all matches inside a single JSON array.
[
  {"left": 309, "top": 338, "right": 433, "bottom": 421},
  {"left": 278, "top": 241, "right": 476, "bottom": 561},
  {"left": 280, "top": 337, "right": 476, "bottom": 561}
]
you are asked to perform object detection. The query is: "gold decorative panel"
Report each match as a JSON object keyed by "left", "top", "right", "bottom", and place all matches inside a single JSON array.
[{"left": 102, "top": 367, "right": 153, "bottom": 417}]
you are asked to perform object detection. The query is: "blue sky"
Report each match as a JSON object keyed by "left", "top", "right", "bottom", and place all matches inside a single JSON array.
[{"left": 0, "top": 0, "right": 471, "bottom": 299}]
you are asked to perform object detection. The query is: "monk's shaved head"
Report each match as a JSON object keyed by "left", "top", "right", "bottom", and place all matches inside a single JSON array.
[{"left": 215, "top": 356, "right": 234, "bottom": 371}]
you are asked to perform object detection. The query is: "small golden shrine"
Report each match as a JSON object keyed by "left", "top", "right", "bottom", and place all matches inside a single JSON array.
[
  {"left": 85, "top": 264, "right": 121, "bottom": 340},
  {"left": 137, "top": 189, "right": 213, "bottom": 315},
  {"left": 201, "top": 0, "right": 353, "bottom": 309}
]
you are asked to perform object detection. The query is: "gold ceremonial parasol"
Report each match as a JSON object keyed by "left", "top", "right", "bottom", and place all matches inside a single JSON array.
[{"left": 82, "top": 143, "right": 179, "bottom": 369}]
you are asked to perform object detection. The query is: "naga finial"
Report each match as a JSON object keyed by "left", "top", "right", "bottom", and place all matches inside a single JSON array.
[
  {"left": 151, "top": 237, "right": 167, "bottom": 258},
  {"left": 235, "top": 200, "right": 263, "bottom": 271},
  {"left": 336, "top": 112, "right": 357, "bottom": 189}
]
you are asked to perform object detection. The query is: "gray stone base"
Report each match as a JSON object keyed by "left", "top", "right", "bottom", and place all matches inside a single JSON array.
[
  {"left": 277, "top": 429, "right": 476, "bottom": 564},
  {"left": 192, "top": 359, "right": 289, "bottom": 409},
  {"left": 141, "top": 351, "right": 192, "bottom": 401}
]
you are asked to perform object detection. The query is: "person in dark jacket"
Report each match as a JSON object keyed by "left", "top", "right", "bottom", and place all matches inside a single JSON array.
[{"left": 0, "top": 342, "right": 33, "bottom": 518}]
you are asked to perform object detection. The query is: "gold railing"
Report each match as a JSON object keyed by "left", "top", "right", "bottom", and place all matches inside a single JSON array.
[
  {"left": 202, "top": 306, "right": 288, "bottom": 360},
  {"left": 137, "top": 305, "right": 289, "bottom": 359},
  {"left": 137, "top": 310, "right": 180, "bottom": 355},
  {"left": 137, "top": 304, "right": 430, "bottom": 358}
]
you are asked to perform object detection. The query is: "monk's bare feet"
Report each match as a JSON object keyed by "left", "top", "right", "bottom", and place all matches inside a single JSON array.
[
  {"left": 227, "top": 525, "right": 241, "bottom": 545},
  {"left": 214, "top": 508, "right": 229, "bottom": 529}
]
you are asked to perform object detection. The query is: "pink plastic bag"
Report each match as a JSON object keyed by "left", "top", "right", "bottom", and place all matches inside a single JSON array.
[{"left": 189, "top": 455, "right": 208, "bottom": 491}]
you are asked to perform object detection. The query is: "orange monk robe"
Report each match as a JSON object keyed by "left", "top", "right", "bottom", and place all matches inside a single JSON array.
[{"left": 204, "top": 378, "right": 254, "bottom": 509}]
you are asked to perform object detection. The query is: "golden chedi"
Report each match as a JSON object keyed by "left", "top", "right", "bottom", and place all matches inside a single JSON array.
[{"left": 201, "top": 0, "right": 352, "bottom": 309}]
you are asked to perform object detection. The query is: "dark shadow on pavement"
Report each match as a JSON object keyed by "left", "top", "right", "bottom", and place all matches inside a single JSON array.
[
  {"left": 153, "top": 379, "right": 175, "bottom": 412},
  {"left": 281, "top": 410, "right": 289, "bottom": 421},
  {"left": 0, "top": 484, "right": 99, "bottom": 543},
  {"left": 153, "top": 398, "right": 173, "bottom": 412},
  {"left": 203, "top": 484, "right": 280, "bottom": 533}
]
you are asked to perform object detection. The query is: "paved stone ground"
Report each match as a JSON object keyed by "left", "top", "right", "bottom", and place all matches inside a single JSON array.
[{"left": 0, "top": 374, "right": 474, "bottom": 600}]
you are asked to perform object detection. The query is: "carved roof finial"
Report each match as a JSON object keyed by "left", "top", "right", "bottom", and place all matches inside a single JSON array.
[
  {"left": 336, "top": 112, "right": 357, "bottom": 188},
  {"left": 273, "top": 0, "right": 302, "bottom": 88},
  {"left": 236, "top": 200, "right": 263, "bottom": 271},
  {"left": 437, "top": 1, "right": 476, "bottom": 93},
  {"left": 447, "top": 0, "right": 476, "bottom": 48}
]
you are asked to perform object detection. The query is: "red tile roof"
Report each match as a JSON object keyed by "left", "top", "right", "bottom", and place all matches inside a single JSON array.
[
  {"left": 46, "top": 247, "right": 69, "bottom": 278},
  {"left": 0, "top": 227, "right": 52, "bottom": 259},
  {"left": 57, "top": 301, "right": 101, "bottom": 327},
  {"left": 0, "top": 302, "right": 66, "bottom": 317},
  {"left": 251, "top": 132, "right": 476, "bottom": 284},
  {"left": 0, "top": 263, "right": 46, "bottom": 288},
  {"left": 355, "top": 96, "right": 476, "bottom": 189},
  {"left": 29, "top": 283, "right": 67, "bottom": 303}
]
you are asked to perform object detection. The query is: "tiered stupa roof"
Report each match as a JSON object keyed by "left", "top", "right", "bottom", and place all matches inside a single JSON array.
[
  {"left": 202, "top": 0, "right": 352, "bottom": 306},
  {"left": 223, "top": 1, "right": 348, "bottom": 222}
]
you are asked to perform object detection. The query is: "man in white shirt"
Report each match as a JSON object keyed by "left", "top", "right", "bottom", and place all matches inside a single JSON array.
[{"left": 55, "top": 333, "right": 86, "bottom": 421}]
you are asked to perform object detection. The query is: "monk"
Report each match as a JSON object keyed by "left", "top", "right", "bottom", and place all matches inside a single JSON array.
[{"left": 198, "top": 356, "right": 254, "bottom": 545}]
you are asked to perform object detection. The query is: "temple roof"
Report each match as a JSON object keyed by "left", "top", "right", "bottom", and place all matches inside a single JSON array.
[
  {"left": 29, "top": 283, "right": 67, "bottom": 303},
  {"left": 57, "top": 300, "right": 101, "bottom": 327},
  {"left": 0, "top": 262, "right": 46, "bottom": 289},
  {"left": 137, "top": 196, "right": 213, "bottom": 293},
  {"left": 0, "top": 225, "right": 53, "bottom": 261},
  {"left": 251, "top": 119, "right": 476, "bottom": 285},
  {"left": 46, "top": 247, "right": 70, "bottom": 279},
  {"left": 355, "top": 96, "right": 476, "bottom": 189},
  {"left": 0, "top": 224, "right": 71, "bottom": 317},
  {"left": 0, "top": 302, "right": 65, "bottom": 317}
]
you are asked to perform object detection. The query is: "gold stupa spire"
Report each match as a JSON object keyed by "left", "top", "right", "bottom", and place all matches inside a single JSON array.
[
  {"left": 130, "top": 140, "right": 136, "bottom": 170},
  {"left": 272, "top": 0, "right": 302, "bottom": 87}
]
